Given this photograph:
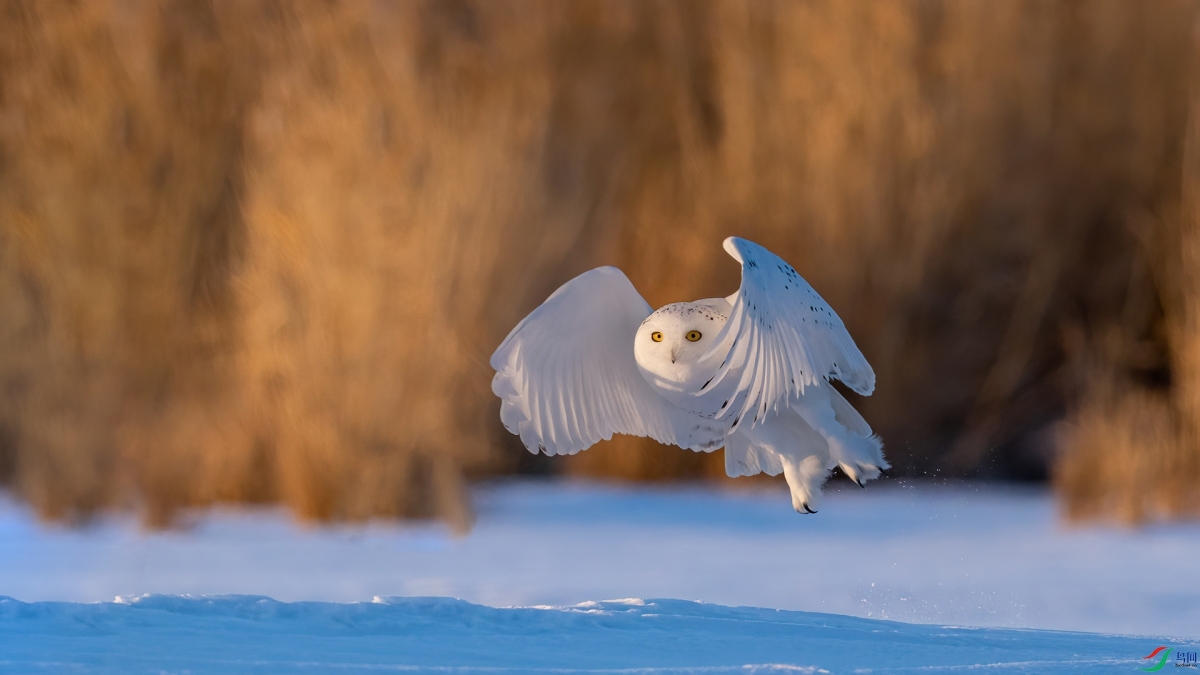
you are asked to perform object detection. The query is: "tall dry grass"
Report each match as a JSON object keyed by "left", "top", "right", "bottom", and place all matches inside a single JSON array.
[
  {"left": 1, "top": 0, "right": 1198, "bottom": 527},
  {"left": 1055, "top": 10, "right": 1200, "bottom": 522}
]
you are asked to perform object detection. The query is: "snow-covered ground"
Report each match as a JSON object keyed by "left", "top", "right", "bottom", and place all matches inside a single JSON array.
[
  {"left": 1, "top": 594, "right": 1189, "bottom": 674},
  {"left": 2, "top": 479, "right": 1198, "bottom": 672}
]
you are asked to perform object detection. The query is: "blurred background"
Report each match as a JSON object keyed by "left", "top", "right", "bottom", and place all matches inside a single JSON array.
[{"left": 2, "top": 0, "right": 1199, "bottom": 531}]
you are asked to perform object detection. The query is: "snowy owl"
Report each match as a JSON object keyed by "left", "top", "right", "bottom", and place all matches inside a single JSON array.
[{"left": 490, "top": 237, "right": 888, "bottom": 512}]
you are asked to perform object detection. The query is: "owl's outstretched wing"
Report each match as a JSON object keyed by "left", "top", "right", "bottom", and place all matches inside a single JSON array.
[
  {"left": 491, "top": 267, "right": 725, "bottom": 456},
  {"left": 700, "top": 237, "right": 875, "bottom": 432}
]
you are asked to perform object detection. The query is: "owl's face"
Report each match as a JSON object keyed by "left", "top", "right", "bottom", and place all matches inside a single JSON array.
[{"left": 634, "top": 302, "right": 727, "bottom": 392}]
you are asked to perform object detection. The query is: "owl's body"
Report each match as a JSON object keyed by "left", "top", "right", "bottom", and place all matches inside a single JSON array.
[{"left": 491, "top": 237, "right": 887, "bottom": 512}]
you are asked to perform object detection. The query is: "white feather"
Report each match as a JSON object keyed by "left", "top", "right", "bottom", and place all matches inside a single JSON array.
[
  {"left": 699, "top": 236, "right": 875, "bottom": 432},
  {"left": 490, "top": 267, "right": 724, "bottom": 456}
]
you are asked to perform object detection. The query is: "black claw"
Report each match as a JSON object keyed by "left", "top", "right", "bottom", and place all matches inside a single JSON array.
[
  {"left": 855, "top": 478, "right": 866, "bottom": 489},
  {"left": 802, "top": 504, "right": 817, "bottom": 514}
]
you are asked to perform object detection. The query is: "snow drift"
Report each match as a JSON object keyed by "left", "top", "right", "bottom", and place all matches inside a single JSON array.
[{"left": 0, "top": 594, "right": 1189, "bottom": 674}]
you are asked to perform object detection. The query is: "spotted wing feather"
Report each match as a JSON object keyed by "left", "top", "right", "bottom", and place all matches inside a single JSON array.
[{"left": 701, "top": 237, "right": 875, "bottom": 432}]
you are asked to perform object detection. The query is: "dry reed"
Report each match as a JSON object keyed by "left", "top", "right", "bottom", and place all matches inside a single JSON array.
[{"left": 1, "top": 0, "right": 1198, "bottom": 527}]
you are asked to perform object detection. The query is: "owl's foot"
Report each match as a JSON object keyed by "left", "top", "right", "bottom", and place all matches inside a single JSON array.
[
  {"left": 789, "top": 491, "right": 819, "bottom": 513},
  {"left": 841, "top": 461, "right": 885, "bottom": 486},
  {"left": 782, "top": 453, "right": 827, "bottom": 515}
]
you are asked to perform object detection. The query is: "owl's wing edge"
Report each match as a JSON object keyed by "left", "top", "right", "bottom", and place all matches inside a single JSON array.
[
  {"left": 491, "top": 267, "right": 725, "bottom": 456},
  {"left": 699, "top": 237, "right": 875, "bottom": 433}
]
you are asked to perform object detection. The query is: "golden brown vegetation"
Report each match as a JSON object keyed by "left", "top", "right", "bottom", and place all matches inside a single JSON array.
[
  {"left": 1055, "top": 12, "right": 1200, "bottom": 523},
  {"left": 0, "top": 0, "right": 1197, "bottom": 527}
]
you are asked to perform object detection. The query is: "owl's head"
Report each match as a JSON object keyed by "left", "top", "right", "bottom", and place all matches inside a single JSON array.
[{"left": 634, "top": 302, "right": 727, "bottom": 391}]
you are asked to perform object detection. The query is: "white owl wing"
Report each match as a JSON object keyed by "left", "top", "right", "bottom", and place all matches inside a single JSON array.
[
  {"left": 699, "top": 237, "right": 875, "bottom": 432},
  {"left": 491, "top": 266, "right": 725, "bottom": 456}
]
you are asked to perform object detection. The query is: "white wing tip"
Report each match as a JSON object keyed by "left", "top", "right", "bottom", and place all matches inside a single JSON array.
[
  {"left": 847, "top": 369, "right": 877, "bottom": 396},
  {"left": 722, "top": 236, "right": 744, "bottom": 262}
]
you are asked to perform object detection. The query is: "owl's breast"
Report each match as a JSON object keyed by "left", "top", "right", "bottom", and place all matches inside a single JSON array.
[{"left": 635, "top": 343, "right": 740, "bottom": 418}]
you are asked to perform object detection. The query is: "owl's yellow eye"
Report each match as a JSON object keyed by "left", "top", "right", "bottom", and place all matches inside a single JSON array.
[
  {"left": 651, "top": 331, "right": 664, "bottom": 342},
  {"left": 686, "top": 330, "right": 702, "bottom": 342}
]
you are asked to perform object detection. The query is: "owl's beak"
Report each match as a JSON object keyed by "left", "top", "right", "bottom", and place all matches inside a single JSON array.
[{"left": 670, "top": 346, "right": 679, "bottom": 364}]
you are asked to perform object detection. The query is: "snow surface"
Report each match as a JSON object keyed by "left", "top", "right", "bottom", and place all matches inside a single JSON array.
[
  {"left": 3, "top": 480, "right": 1196, "bottom": 637},
  {"left": 0, "top": 594, "right": 1190, "bottom": 674},
  {"left": 2, "top": 480, "right": 1198, "bottom": 672}
]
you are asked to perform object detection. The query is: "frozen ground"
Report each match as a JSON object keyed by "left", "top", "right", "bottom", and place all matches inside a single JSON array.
[
  {"left": 1, "top": 479, "right": 1198, "bottom": 672},
  {"left": 1, "top": 594, "right": 1191, "bottom": 674},
  {"left": 2, "top": 479, "right": 1197, "bottom": 636}
]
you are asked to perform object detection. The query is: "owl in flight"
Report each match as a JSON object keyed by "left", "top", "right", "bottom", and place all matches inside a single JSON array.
[{"left": 490, "top": 237, "right": 887, "bottom": 513}]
